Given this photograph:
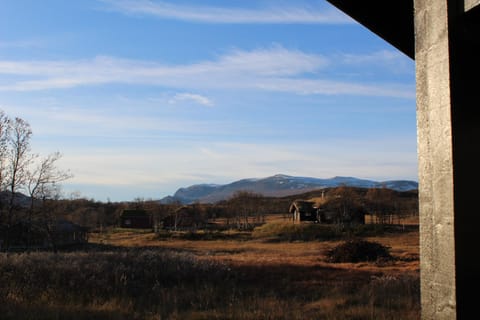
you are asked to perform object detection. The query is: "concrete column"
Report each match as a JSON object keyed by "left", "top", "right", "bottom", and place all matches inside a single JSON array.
[
  {"left": 415, "top": 0, "right": 480, "bottom": 318},
  {"left": 415, "top": 0, "right": 456, "bottom": 318}
]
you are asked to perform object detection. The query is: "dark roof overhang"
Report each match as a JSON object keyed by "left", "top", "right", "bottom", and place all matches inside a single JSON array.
[{"left": 326, "top": 0, "right": 415, "bottom": 59}]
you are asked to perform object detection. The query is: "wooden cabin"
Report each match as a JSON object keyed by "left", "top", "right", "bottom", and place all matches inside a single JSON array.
[
  {"left": 289, "top": 200, "right": 318, "bottom": 223},
  {"left": 120, "top": 209, "right": 153, "bottom": 229},
  {"left": 290, "top": 197, "right": 366, "bottom": 225}
]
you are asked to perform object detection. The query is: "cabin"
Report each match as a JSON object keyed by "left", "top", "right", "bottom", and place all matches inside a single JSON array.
[
  {"left": 0, "top": 219, "right": 88, "bottom": 250},
  {"left": 54, "top": 219, "right": 89, "bottom": 246},
  {"left": 290, "top": 198, "right": 366, "bottom": 225},
  {"left": 120, "top": 209, "right": 153, "bottom": 229},
  {"left": 289, "top": 200, "right": 318, "bottom": 223}
]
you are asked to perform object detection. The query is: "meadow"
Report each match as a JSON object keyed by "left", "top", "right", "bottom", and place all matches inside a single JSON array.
[{"left": 0, "top": 215, "right": 420, "bottom": 319}]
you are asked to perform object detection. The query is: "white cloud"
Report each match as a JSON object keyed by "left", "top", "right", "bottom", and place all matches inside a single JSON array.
[
  {"left": 0, "top": 47, "right": 414, "bottom": 98},
  {"left": 341, "top": 50, "right": 404, "bottom": 65},
  {"left": 340, "top": 50, "right": 414, "bottom": 74},
  {"left": 2, "top": 103, "right": 225, "bottom": 141},
  {"left": 59, "top": 138, "right": 417, "bottom": 197},
  {"left": 168, "top": 93, "right": 213, "bottom": 107},
  {"left": 256, "top": 78, "right": 414, "bottom": 99},
  {"left": 214, "top": 46, "right": 328, "bottom": 76},
  {"left": 0, "top": 48, "right": 324, "bottom": 89},
  {"left": 102, "top": 0, "right": 352, "bottom": 24}
]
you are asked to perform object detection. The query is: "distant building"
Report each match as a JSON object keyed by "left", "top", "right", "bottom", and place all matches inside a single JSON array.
[
  {"left": 289, "top": 200, "right": 318, "bottom": 223},
  {"left": 290, "top": 198, "right": 366, "bottom": 225},
  {"left": 120, "top": 209, "right": 153, "bottom": 229},
  {"left": 54, "top": 219, "right": 89, "bottom": 245}
]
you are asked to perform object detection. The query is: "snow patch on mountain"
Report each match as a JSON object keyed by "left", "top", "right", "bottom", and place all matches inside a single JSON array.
[{"left": 160, "top": 174, "right": 418, "bottom": 204}]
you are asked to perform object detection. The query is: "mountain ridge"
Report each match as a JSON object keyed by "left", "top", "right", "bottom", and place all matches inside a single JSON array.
[{"left": 160, "top": 174, "right": 418, "bottom": 204}]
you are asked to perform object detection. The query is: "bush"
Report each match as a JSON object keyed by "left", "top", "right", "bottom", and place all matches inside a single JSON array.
[{"left": 325, "top": 239, "right": 393, "bottom": 263}]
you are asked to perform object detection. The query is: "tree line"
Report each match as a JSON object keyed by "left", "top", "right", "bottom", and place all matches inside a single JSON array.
[
  {"left": 42, "top": 186, "right": 418, "bottom": 233},
  {"left": 76, "top": 187, "right": 418, "bottom": 232}
]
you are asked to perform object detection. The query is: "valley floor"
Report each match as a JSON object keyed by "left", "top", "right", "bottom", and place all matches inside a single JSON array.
[{"left": 1, "top": 216, "right": 420, "bottom": 320}]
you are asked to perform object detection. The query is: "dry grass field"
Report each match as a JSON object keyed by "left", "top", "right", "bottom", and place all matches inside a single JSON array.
[
  {"left": 91, "top": 219, "right": 419, "bottom": 274},
  {"left": 1, "top": 214, "right": 420, "bottom": 319}
]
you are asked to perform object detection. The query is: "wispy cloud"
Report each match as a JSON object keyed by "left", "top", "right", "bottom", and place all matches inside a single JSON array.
[
  {"left": 168, "top": 93, "right": 214, "bottom": 107},
  {"left": 340, "top": 50, "right": 414, "bottom": 74},
  {"left": 256, "top": 78, "right": 414, "bottom": 98},
  {"left": 102, "top": 0, "right": 352, "bottom": 24},
  {"left": 1, "top": 102, "right": 242, "bottom": 144},
  {"left": 61, "top": 138, "right": 417, "bottom": 192},
  {"left": 0, "top": 47, "right": 414, "bottom": 98},
  {"left": 341, "top": 50, "right": 405, "bottom": 65}
]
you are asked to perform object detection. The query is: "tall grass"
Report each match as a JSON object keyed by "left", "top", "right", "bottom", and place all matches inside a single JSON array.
[
  {"left": 252, "top": 222, "right": 390, "bottom": 242},
  {"left": 0, "top": 248, "right": 419, "bottom": 319},
  {"left": 252, "top": 222, "right": 341, "bottom": 241}
]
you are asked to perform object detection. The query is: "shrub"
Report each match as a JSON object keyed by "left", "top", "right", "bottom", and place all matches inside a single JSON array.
[{"left": 325, "top": 239, "right": 393, "bottom": 263}]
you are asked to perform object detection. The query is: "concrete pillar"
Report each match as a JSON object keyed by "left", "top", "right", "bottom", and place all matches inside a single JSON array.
[
  {"left": 415, "top": 0, "right": 480, "bottom": 318},
  {"left": 415, "top": 1, "right": 456, "bottom": 317}
]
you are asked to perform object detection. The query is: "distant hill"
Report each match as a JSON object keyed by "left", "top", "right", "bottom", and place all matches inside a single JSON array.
[
  {"left": 160, "top": 174, "right": 418, "bottom": 204},
  {"left": 0, "top": 191, "right": 31, "bottom": 207}
]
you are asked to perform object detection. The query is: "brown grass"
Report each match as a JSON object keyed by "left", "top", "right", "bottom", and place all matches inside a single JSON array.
[
  {"left": 90, "top": 217, "right": 419, "bottom": 275},
  {"left": 2, "top": 215, "right": 420, "bottom": 319}
]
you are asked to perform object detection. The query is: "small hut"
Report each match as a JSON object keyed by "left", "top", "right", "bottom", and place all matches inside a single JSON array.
[
  {"left": 120, "top": 209, "right": 153, "bottom": 229},
  {"left": 289, "top": 200, "right": 318, "bottom": 223},
  {"left": 53, "top": 219, "right": 89, "bottom": 246},
  {"left": 290, "top": 197, "right": 366, "bottom": 225}
]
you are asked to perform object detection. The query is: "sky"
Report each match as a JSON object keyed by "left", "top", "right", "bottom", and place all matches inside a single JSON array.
[{"left": 0, "top": 0, "right": 417, "bottom": 202}]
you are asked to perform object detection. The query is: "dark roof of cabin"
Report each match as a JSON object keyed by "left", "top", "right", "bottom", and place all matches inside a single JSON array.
[{"left": 290, "top": 200, "right": 316, "bottom": 212}]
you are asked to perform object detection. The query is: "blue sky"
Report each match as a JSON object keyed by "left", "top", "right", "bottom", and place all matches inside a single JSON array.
[{"left": 0, "top": 0, "right": 417, "bottom": 202}]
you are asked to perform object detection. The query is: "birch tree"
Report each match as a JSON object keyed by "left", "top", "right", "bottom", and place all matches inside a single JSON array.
[
  {"left": 0, "top": 111, "right": 10, "bottom": 226},
  {"left": 26, "top": 152, "right": 73, "bottom": 221},
  {"left": 0, "top": 111, "right": 72, "bottom": 227},
  {"left": 6, "top": 117, "right": 34, "bottom": 226}
]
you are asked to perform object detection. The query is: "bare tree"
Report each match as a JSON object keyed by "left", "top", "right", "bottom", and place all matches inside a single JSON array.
[
  {"left": 6, "top": 117, "right": 34, "bottom": 227},
  {"left": 0, "top": 110, "right": 73, "bottom": 250},
  {"left": 365, "top": 187, "right": 395, "bottom": 225},
  {"left": 0, "top": 111, "right": 10, "bottom": 226},
  {"left": 26, "top": 152, "right": 73, "bottom": 222},
  {"left": 227, "top": 191, "right": 264, "bottom": 230},
  {"left": 328, "top": 186, "right": 364, "bottom": 226}
]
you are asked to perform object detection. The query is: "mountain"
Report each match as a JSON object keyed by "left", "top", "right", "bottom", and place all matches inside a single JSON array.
[
  {"left": 0, "top": 191, "right": 31, "bottom": 207},
  {"left": 160, "top": 174, "right": 418, "bottom": 204}
]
